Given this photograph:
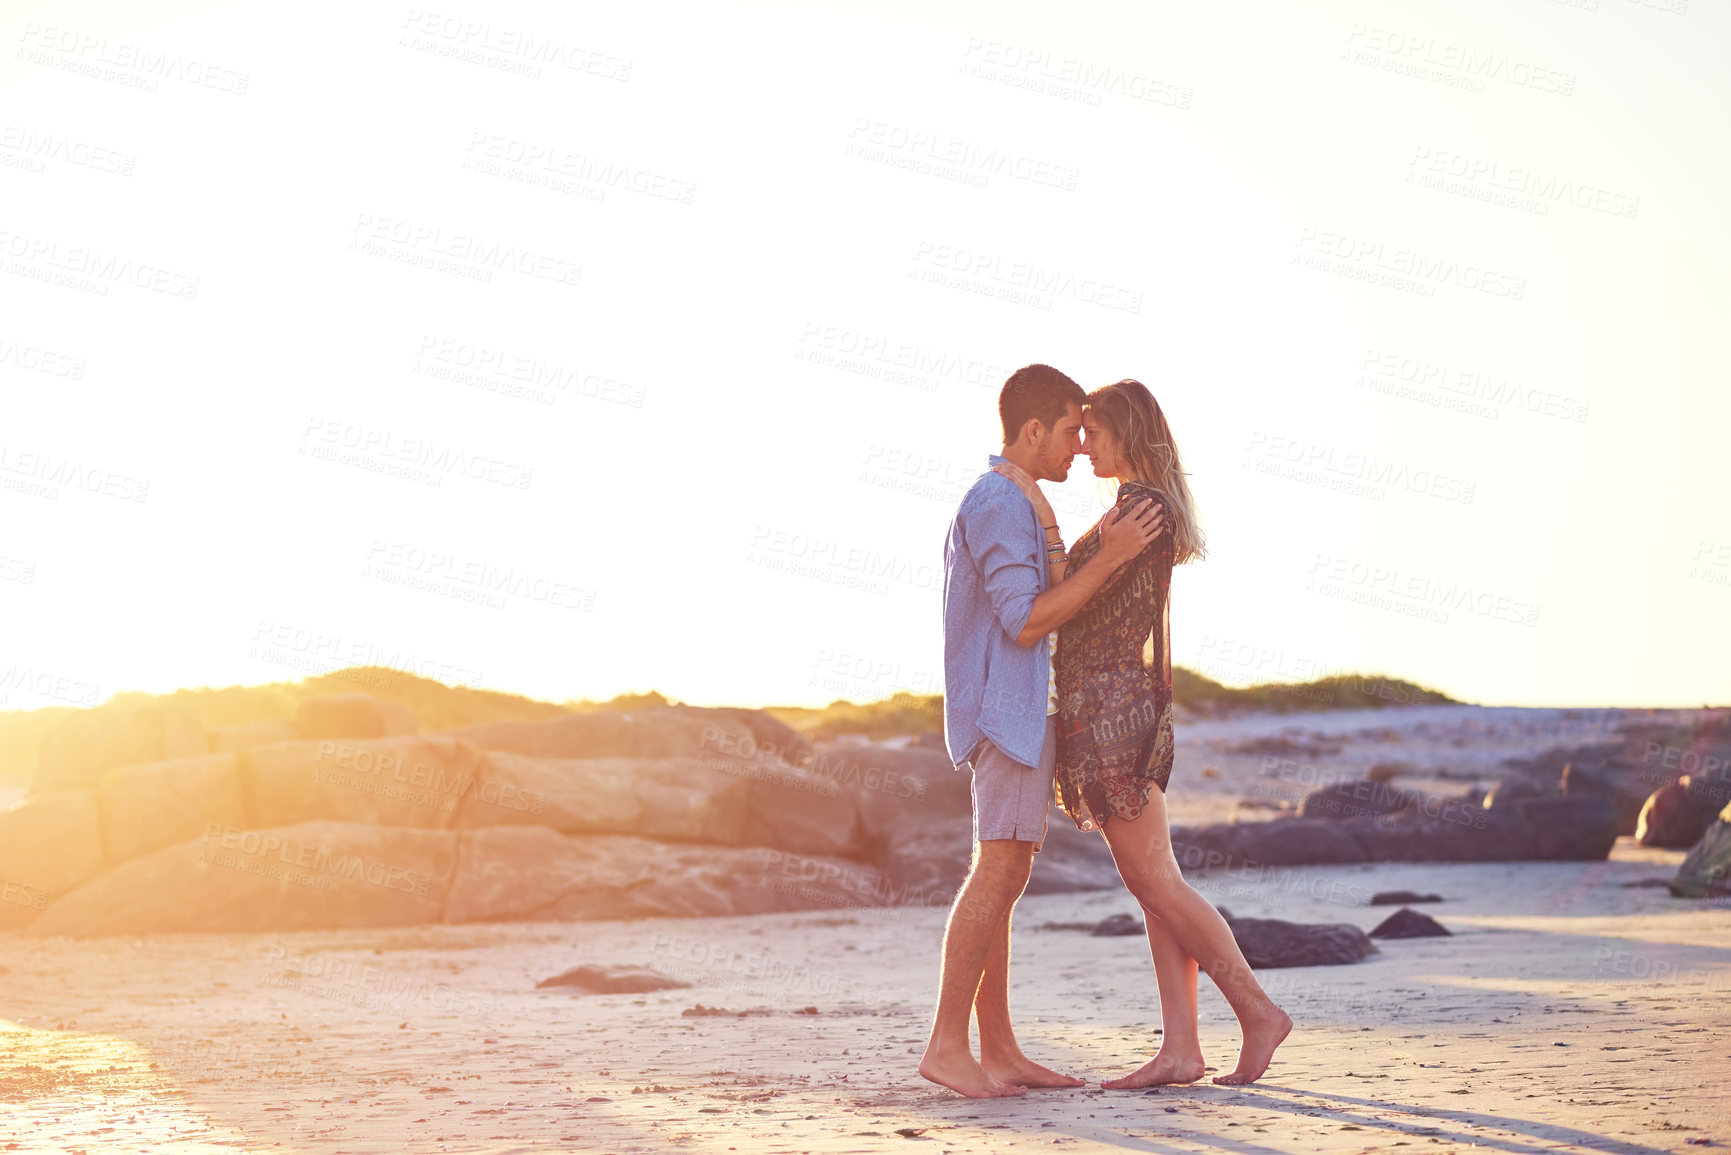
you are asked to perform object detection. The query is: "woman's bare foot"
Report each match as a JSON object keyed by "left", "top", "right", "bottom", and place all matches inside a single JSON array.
[
  {"left": 1101, "top": 1049, "right": 1207, "bottom": 1089},
  {"left": 1212, "top": 1006, "right": 1292, "bottom": 1085},
  {"left": 920, "top": 1045, "right": 1028, "bottom": 1098},
  {"left": 981, "top": 1050, "right": 1087, "bottom": 1089}
]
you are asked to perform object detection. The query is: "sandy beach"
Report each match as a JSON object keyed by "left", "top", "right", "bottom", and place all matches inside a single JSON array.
[{"left": 2, "top": 827, "right": 1725, "bottom": 1154}]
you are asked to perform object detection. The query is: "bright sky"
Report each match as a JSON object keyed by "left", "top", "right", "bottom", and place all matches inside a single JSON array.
[{"left": 2, "top": 0, "right": 1726, "bottom": 713}]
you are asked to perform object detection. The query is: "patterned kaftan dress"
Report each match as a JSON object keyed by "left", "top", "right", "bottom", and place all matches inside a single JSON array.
[{"left": 1053, "top": 480, "right": 1176, "bottom": 831}]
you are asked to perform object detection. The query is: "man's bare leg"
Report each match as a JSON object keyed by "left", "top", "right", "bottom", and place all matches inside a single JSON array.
[
  {"left": 1100, "top": 907, "right": 1205, "bottom": 1088},
  {"left": 975, "top": 899, "right": 1085, "bottom": 1088},
  {"left": 919, "top": 840, "right": 1034, "bottom": 1098},
  {"left": 1101, "top": 792, "right": 1292, "bottom": 1085}
]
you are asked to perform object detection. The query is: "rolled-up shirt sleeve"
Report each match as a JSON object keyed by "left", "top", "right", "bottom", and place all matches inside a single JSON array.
[{"left": 959, "top": 487, "right": 1041, "bottom": 644}]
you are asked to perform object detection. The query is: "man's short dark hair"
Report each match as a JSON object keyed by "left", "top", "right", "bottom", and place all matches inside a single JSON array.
[{"left": 999, "top": 364, "right": 1085, "bottom": 444}]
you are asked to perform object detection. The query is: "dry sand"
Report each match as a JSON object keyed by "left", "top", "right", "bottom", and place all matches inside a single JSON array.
[{"left": 1, "top": 839, "right": 1726, "bottom": 1154}]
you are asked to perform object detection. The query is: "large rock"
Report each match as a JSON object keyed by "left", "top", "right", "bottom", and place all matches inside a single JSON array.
[
  {"left": 33, "top": 704, "right": 206, "bottom": 795},
  {"left": 444, "top": 826, "right": 892, "bottom": 923},
  {"left": 1223, "top": 914, "right": 1377, "bottom": 968},
  {"left": 1636, "top": 781, "right": 1711, "bottom": 849},
  {"left": 30, "top": 821, "right": 456, "bottom": 937},
  {"left": 0, "top": 791, "right": 106, "bottom": 929},
  {"left": 294, "top": 695, "right": 417, "bottom": 740},
  {"left": 1559, "top": 763, "right": 1652, "bottom": 836},
  {"left": 1298, "top": 779, "right": 1423, "bottom": 821},
  {"left": 247, "top": 736, "right": 481, "bottom": 829},
  {"left": 1221, "top": 818, "right": 1371, "bottom": 866},
  {"left": 1669, "top": 802, "right": 1731, "bottom": 898},
  {"left": 97, "top": 752, "right": 247, "bottom": 864},
  {"left": 205, "top": 719, "right": 302, "bottom": 754},
  {"left": 451, "top": 706, "right": 805, "bottom": 767},
  {"left": 1342, "top": 805, "right": 1537, "bottom": 863},
  {"left": 456, "top": 753, "right": 643, "bottom": 834},
  {"left": 1513, "top": 796, "right": 1620, "bottom": 860}
]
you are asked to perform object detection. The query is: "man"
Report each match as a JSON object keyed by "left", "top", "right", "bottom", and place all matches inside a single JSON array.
[{"left": 919, "top": 364, "right": 1165, "bottom": 1098}]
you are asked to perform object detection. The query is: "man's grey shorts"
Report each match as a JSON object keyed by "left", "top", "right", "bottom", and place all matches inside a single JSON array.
[{"left": 962, "top": 715, "right": 1057, "bottom": 851}]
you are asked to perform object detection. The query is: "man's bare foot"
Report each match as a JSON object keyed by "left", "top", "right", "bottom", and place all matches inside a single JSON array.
[
  {"left": 981, "top": 1052, "right": 1086, "bottom": 1089},
  {"left": 1212, "top": 1006, "right": 1292, "bottom": 1085},
  {"left": 1100, "top": 1050, "right": 1207, "bottom": 1089},
  {"left": 920, "top": 1045, "right": 1027, "bottom": 1098}
]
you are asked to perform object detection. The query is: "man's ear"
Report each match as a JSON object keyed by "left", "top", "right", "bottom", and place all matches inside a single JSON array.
[{"left": 1016, "top": 417, "right": 1045, "bottom": 447}]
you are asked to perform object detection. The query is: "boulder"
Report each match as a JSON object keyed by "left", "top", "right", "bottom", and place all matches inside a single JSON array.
[
  {"left": 456, "top": 753, "right": 643, "bottom": 834},
  {"left": 1513, "top": 796, "right": 1620, "bottom": 861},
  {"left": 1298, "top": 779, "right": 1421, "bottom": 821},
  {"left": 33, "top": 703, "right": 206, "bottom": 795},
  {"left": 247, "top": 736, "right": 482, "bottom": 829},
  {"left": 443, "top": 827, "right": 895, "bottom": 923},
  {"left": 294, "top": 695, "right": 417, "bottom": 740},
  {"left": 1482, "top": 777, "right": 1552, "bottom": 810},
  {"left": 1092, "top": 914, "right": 1144, "bottom": 936},
  {"left": 1369, "top": 908, "right": 1450, "bottom": 938},
  {"left": 1223, "top": 915, "right": 1377, "bottom": 968},
  {"left": 1370, "top": 890, "right": 1442, "bottom": 905},
  {"left": 1559, "top": 763, "right": 1652, "bottom": 835},
  {"left": 1669, "top": 803, "right": 1731, "bottom": 899},
  {"left": 1343, "top": 805, "right": 1536, "bottom": 863},
  {"left": 0, "top": 790, "right": 106, "bottom": 929},
  {"left": 451, "top": 706, "right": 788, "bottom": 765},
  {"left": 97, "top": 752, "right": 247, "bottom": 865},
  {"left": 205, "top": 719, "right": 302, "bottom": 754},
  {"left": 631, "top": 759, "right": 752, "bottom": 846},
  {"left": 536, "top": 965, "right": 689, "bottom": 994},
  {"left": 1221, "top": 818, "right": 1371, "bottom": 867},
  {"left": 29, "top": 821, "right": 456, "bottom": 937},
  {"left": 1636, "top": 782, "right": 1711, "bottom": 848},
  {"left": 738, "top": 757, "right": 866, "bottom": 859}
]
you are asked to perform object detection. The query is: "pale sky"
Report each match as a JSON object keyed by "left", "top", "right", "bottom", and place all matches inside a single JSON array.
[{"left": 2, "top": 0, "right": 1726, "bottom": 713}]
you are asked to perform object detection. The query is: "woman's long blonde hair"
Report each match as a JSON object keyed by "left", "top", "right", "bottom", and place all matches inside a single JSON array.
[{"left": 1087, "top": 379, "right": 1206, "bottom": 565}]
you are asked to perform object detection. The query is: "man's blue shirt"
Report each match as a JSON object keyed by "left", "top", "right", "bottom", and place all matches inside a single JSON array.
[{"left": 942, "top": 454, "right": 1051, "bottom": 770}]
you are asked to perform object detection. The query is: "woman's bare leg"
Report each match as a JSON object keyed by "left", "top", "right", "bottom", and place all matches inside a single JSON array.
[
  {"left": 1101, "top": 790, "right": 1292, "bottom": 1085},
  {"left": 1100, "top": 905, "right": 1206, "bottom": 1087}
]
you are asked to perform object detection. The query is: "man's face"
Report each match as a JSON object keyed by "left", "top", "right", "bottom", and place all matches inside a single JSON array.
[{"left": 1031, "top": 401, "right": 1085, "bottom": 483}]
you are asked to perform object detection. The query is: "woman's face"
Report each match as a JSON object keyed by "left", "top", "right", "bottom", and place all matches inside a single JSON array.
[{"left": 1081, "top": 410, "right": 1122, "bottom": 479}]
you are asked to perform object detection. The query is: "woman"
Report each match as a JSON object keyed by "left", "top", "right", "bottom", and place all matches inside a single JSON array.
[{"left": 995, "top": 379, "right": 1290, "bottom": 1088}]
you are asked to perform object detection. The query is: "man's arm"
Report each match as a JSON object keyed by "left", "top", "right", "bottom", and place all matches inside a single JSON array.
[{"left": 1013, "top": 498, "right": 1162, "bottom": 646}]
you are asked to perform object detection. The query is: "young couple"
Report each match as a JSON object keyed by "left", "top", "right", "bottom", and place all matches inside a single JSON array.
[{"left": 920, "top": 364, "right": 1291, "bottom": 1098}]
